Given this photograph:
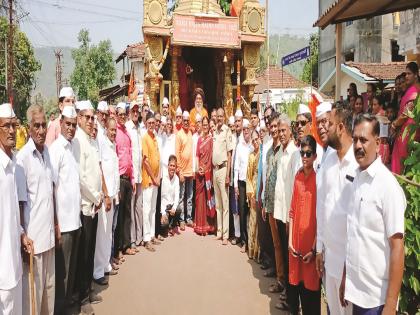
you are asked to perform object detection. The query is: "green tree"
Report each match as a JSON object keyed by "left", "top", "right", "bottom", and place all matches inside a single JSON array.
[
  {"left": 0, "top": 17, "right": 41, "bottom": 118},
  {"left": 301, "top": 33, "right": 319, "bottom": 87},
  {"left": 70, "top": 29, "right": 116, "bottom": 104}
]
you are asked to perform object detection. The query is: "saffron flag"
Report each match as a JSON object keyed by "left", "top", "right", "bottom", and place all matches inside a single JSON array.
[
  {"left": 230, "top": 0, "right": 244, "bottom": 17},
  {"left": 308, "top": 93, "right": 322, "bottom": 145},
  {"left": 128, "top": 69, "right": 135, "bottom": 98}
]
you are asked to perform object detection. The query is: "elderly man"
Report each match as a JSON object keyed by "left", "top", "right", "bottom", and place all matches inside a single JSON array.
[
  {"left": 126, "top": 101, "right": 143, "bottom": 251},
  {"left": 229, "top": 109, "right": 243, "bottom": 244},
  {"left": 213, "top": 107, "right": 234, "bottom": 245},
  {"left": 142, "top": 111, "right": 161, "bottom": 252},
  {"left": 49, "top": 106, "right": 81, "bottom": 314},
  {"left": 114, "top": 102, "right": 136, "bottom": 257},
  {"left": 340, "top": 114, "right": 406, "bottom": 315},
  {"left": 234, "top": 119, "right": 253, "bottom": 252},
  {"left": 272, "top": 114, "right": 300, "bottom": 311},
  {"left": 93, "top": 118, "right": 120, "bottom": 286},
  {"left": 315, "top": 102, "right": 334, "bottom": 167},
  {"left": 315, "top": 104, "right": 357, "bottom": 315},
  {"left": 175, "top": 106, "right": 182, "bottom": 132},
  {"left": 0, "top": 103, "right": 33, "bottom": 315},
  {"left": 96, "top": 101, "right": 109, "bottom": 143},
  {"left": 175, "top": 110, "right": 194, "bottom": 230},
  {"left": 161, "top": 117, "right": 176, "bottom": 177},
  {"left": 46, "top": 87, "right": 75, "bottom": 146},
  {"left": 73, "top": 100, "right": 104, "bottom": 314},
  {"left": 161, "top": 97, "right": 170, "bottom": 118},
  {"left": 16, "top": 104, "right": 58, "bottom": 315}
]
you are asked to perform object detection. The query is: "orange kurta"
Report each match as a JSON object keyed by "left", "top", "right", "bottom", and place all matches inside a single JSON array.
[
  {"left": 175, "top": 128, "right": 193, "bottom": 177},
  {"left": 289, "top": 169, "right": 319, "bottom": 291},
  {"left": 142, "top": 132, "right": 160, "bottom": 189}
]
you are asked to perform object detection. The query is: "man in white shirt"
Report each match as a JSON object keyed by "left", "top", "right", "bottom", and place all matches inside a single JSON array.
[
  {"left": 49, "top": 106, "right": 82, "bottom": 314},
  {"left": 160, "top": 155, "right": 181, "bottom": 236},
  {"left": 161, "top": 97, "right": 170, "bottom": 118},
  {"left": 94, "top": 118, "right": 120, "bottom": 285},
  {"left": 229, "top": 109, "right": 243, "bottom": 244},
  {"left": 73, "top": 100, "right": 105, "bottom": 314},
  {"left": 234, "top": 119, "right": 253, "bottom": 252},
  {"left": 161, "top": 117, "right": 176, "bottom": 177},
  {"left": 339, "top": 114, "right": 405, "bottom": 315},
  {"left": 96, "top": 101, "right": 109, "bottom": 143},
  {"left": 126, "top": 101, "right": 143, "bottom": 250},
  {"left": 0, "top": 103, "right": 32, "bottom": 315},
  {"left": 272, "top": 114, "right": 300, "bottom": 311},
  {"left": 315, "top": 102, "right": 334, "bottom": 168},
  {"left": 16, "top": 105, "right": 57, "bottom": 315},
  {"left": 315, "top": 104, "right": 357, "bottom": 315}
]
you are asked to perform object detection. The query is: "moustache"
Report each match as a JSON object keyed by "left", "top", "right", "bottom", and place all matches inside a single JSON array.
[{"left": 355, "top": 148, "right": 365, "bottom": 157}]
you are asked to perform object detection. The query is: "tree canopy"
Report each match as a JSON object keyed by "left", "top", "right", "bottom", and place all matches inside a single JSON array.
[
  {"left": 0, "top": 17, "right": 41, "bottom": 118},
  {"left": 301, "top": 33, "right": 319, "bottom": 88},
  {"left": 70, "top": 29, "right": 115, "bottom": 104}
]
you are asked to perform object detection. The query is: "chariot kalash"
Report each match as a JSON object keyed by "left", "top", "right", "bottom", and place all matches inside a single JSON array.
[{"left": 142, "top": 0, "right": 266, "bottom": 118}]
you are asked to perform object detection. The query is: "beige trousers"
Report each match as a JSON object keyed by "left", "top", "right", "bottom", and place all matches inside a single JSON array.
[
  {"left": 0, "top": 279, "right": 22, "bottom": 315},
  {"left": 22, "top": 248, "right": 55, "bottom": 315},
  {"left": 213, "top": 167, "right": 229, "bottom": 240}
]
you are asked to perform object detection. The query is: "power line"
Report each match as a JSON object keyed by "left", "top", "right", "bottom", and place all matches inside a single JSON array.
[
  {"left": 29, "top": 18, "right": 139, "bottom": 26},
  {"left": 64, "top": 0, "right": 140, "bottom": 16}
]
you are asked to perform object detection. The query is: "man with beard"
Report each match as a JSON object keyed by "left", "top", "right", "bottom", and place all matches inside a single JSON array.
[
  {"left": 49, "top": 106, "right": 81, "bottom": 314},
  {"left": 315, "top": 104, "right": 357, "bottom": 315},
  {"left": 73, "top": 100, "right": 104, "bottom": 314},
  {"left": 17, "top": 104, "right": 58, "bottom": 315},
  {"left": 339, "top": 114, "right": 405, "bottom": 315},
  {"left": 0, "top": 103, "right": 33, "bottom": 315}
]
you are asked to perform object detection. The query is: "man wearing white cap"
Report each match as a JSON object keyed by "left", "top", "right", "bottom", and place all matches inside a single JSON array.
[
  {"left": 233, "top": 119, "right": 254, "bottom": 253},
  {"left": 125, "top": 101, "right": 143, "bottom": 250},
  {"left": 0, "top": 103, "right": 33, "bottom": 315},
  {"left": 16, "top": 104, "right": 57, "bottom": 315},
  {"left": 73, "top": 100, "right": 104, "bottom": 313},
  {"left": 315, "top": 102, "right": 334, "bottom": 167},
  {"left": 174, "top": 106, "right": 183, "bottom": 132},
  {"left": 96, "top": 101, "right": 109, "bottom": 143},
  {"left": 49, "top": 106, "right": 81, "bottom": 313},
  {"left": 175, "top": 110, "right": 194, "bottom": 229},
  {"left": 46, "top": 87, "right": 76, "bottom": 146},
  {"left": 161, "top": 97, "right": 170, "bottom": 118},
  {"left": 294, "top": 104, "right": 324, "bottom": 172},
  {"left": 229, "top": 109, "right": 243, "bottom": 244},
  {"left": 227, "top": 116, "right": 235, "bottom": 133}
]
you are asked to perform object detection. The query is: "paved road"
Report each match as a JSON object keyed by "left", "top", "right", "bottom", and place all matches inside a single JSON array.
[{"left": 91, "top": 227, "right": 291, "bottom": 315}]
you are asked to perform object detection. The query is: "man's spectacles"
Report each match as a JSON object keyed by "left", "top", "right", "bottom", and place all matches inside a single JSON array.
[
  {"left": 33, "top": 122, "right": 47, "bottom": 129},
  {"left": 316, "top": 118, "right": 329, "bottom": 127},
  {"left": 0, "top": 122, "right": 17, "bottom": 130},
  {"left": 81, "top": 114, "right": 95, "bottom": 122},
  {"left": 300, "top": 150, "right": 313, "bottom": 158},
  {"left": 296, "top": 120, "right": 308, "bottom": 127}
]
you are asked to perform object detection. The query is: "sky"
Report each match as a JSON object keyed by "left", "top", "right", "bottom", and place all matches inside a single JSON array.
[{"left": 18, "top": 0, "right": 318, "bottom": 53}]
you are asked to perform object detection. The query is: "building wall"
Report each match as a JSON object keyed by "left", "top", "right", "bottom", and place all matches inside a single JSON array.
[{"left": 398, "top": 8, "right": 420, "bottom": 58}]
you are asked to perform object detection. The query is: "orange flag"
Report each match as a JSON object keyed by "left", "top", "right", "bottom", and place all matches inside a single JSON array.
[
  {"left": 128, "top": 70, "right": 135, "bottom": 98},
  {"left": 230, "top": 0, "right": 245, "bottom": 17},
  {"left": 308, "top": 93, "right": 322, "bottom": 145}
]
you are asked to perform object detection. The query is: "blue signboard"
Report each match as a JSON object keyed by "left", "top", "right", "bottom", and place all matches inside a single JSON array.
[{"left": 281, "top": 46, "right": 311, "bottom": 66}]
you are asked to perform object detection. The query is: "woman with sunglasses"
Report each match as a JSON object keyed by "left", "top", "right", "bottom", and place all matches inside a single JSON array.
[{"left": 288, "top": 135, "right": 320, "bottom": 315}]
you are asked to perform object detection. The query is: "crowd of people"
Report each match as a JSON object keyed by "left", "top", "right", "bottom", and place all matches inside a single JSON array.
[{"left": 0, "top": 61, "right": 418, "bottom": 315}]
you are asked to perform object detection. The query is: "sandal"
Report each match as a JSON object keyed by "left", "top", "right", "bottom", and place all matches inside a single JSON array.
[{"left": 145, "top": 242, "right": 156, "bottom": 252}]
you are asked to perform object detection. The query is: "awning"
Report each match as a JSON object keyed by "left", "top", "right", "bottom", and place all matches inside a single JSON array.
[{"left": 314, "top": 0, "right": 420, "bottom": 29}]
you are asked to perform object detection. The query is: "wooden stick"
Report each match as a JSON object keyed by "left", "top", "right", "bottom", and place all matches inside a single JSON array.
[{"left": 29, "top": 251, "right": 35, "bottom": 315}]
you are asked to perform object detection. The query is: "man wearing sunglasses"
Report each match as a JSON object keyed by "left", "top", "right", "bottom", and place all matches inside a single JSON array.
[{"left": 49, "top": 106, "right": 81, "bottom": 314}]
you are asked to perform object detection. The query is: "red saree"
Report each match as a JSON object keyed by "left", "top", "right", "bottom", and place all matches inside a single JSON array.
[{"left": 194, "top": 134, "right": 215, "bottom": 235}]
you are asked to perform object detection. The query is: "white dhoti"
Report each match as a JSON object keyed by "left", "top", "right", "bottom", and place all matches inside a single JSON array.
[
  {"left": 93, "top": 202, "right": 114, "bottom": 280},
  {"left": 22, "top": 248, "right": 55, "bottom": 315},
  {"left": 0, "top": 279, "right": 22, "bottom": 315},
  {"left": 142, "top": 186, "right": 158, "bottom": 242},
  {"left": 233, "top": 213, "right": 240, "bottom": 238},
  {"left": 325, "top": 273, "right": 353, "bottom": 315}
]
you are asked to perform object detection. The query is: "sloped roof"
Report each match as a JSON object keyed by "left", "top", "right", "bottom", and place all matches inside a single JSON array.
[
  {"left": 255, "top": 66, "right": 309, "bottom": 93},
  {"left": 314, "top": 0, "right": 420, "bottom": 29},
  {"left": 116, "top": 42, "right": 145, "bottom": 63},
  {"left": 345, "top": 62, "right": 406, "bottom": 81}
]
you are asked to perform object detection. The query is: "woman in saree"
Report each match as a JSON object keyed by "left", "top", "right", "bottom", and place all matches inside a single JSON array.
[
  {"left": 194, "top": 116, "right": 216, "bottom": 235},
  {"left": 391, "top": 62, "right": 419, "bottom": 174},
  {"left": 246, "top": 130, "right": 261, "bottom": 260}
]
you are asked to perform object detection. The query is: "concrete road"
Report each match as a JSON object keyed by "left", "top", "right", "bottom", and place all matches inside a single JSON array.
[{"left": 91, "top": 227, "right": 291, "bottom": 315}]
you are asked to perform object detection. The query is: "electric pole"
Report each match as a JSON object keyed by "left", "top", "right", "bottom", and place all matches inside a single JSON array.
[
  {"left": 7, "top": 0, "right": 13, "bottom": 105},
  {"left": 54, "top": 49, "right": 63, "bottom": 98}
]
